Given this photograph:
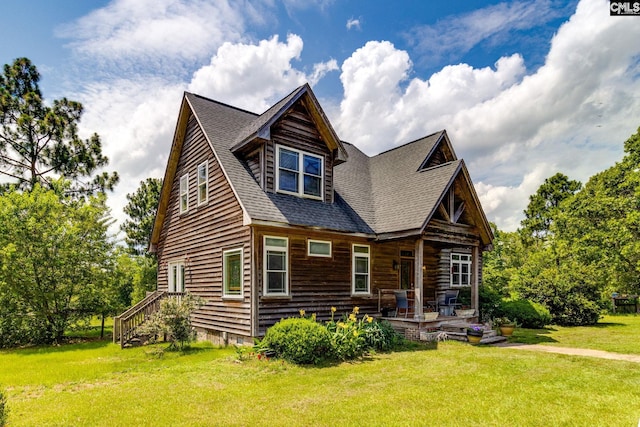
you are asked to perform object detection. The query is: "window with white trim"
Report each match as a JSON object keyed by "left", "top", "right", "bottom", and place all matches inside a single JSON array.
[
  {"left": 223, "top": 248, "right": 243, "bottom": 297},
  {"left": 179, "top": 173, "right": 189, "bottom": 214},
  {"left": 276, "top": 145, "right": 323, "bottom": 199},
  {"left": 308, "top": 239, "right": 331, "bottom": 257},
  {"left": 264, "top": 236, "right": 288, "bottom": 296},
  {"left": 197, "top": 161, "right": 208, "bottom": 205},
  {"left": 352, "top": 244, "right": 370, "bottom": 294},
  {"left": 168, "top": 261, "right": 185, "bottom": 293},
  {"left": 451, "top": 253, "right": 472, "bottom": 287}
]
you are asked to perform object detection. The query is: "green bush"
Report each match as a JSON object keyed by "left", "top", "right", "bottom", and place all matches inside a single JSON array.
[
  {"left": 499, "top": 299, "right": 552, "bottom": 329},
  {"left": 139, "top": 292, "right": 204, "bottom": 351},
  {"left": 552, "top": 293, "right": 601, "bottom": 326},
  {"left": 479, "top": 286, "right": 503, "bottom": 322},
  {"left": 259, "top": 317, "right": 333, "bottom": 365},
  {"left": 363, "top": 320, "right": 403, "bottom": 352}
]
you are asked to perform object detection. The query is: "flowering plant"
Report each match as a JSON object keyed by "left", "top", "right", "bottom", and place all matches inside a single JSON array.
[
  {"left": 466, "top": 324, "right": 484, "bottom": 336},
  {"left": 493, "top": 317, "right": 516, "bottom": 327}
]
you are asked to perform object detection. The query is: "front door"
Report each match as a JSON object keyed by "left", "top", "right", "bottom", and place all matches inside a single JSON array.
[{"left": 400, "top": 258, "right": 414, "bottom": 290}]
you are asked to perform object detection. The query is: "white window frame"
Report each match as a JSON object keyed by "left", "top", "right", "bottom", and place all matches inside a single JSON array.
[
  {"left": 352, "top": 244, "right": 371, "bottom": 295},
  {"left": 197, "top": 161, "right": 208, "bottom": 206},
  {"left": 223, "top": 248, "right": 243, "bottom": 298},
  {"left": 275, "top": 145, "right": 324, "bottom": 200},
  {"left": 179, "top": 173, "right": 189, "bottom": 214},
  {"left": 263, "top": 236, "right": 289, "bottom": 296},
  {"left": 168, "top": 260, "right": 185, "bottom": 293},
  {"left": 307, "top": 239, "right": 332, "bottom": 258},
  {"left": 451, "top": 253, "right": 472, "bottom": 287}
]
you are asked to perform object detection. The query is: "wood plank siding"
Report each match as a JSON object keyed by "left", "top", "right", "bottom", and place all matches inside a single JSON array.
[
  {"left": 252, "top": 226, "right": 481, "bottom": 335},
  {"left": 156, "top": 113, "right": 252, "bottom": 336},
  {"left": 264, "top": 102, "right": 334, "bottom": 203}
]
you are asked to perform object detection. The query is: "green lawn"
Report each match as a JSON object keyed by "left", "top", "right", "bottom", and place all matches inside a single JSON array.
[
  {"left": 510, "top": 314, "right": 640, "bottom": 354},
  {"left": 1, "top": 316, "right": 640, "bottom": 426}
]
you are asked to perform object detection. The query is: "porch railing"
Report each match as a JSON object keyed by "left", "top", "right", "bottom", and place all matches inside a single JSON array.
[{"left": 113, "top": 290, "right": 167, "bottom": 348}]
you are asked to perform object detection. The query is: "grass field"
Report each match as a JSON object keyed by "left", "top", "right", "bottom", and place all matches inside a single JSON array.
[{"left": 1, "top": 315, "right": 640, "bottom": 426}]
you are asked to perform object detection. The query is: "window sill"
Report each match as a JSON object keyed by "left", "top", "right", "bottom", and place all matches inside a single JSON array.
[
  {"left": 222, "top": 295, "right": 244, "bottom": 301},
  {"left": 261, "top": 295, "right": 292, "bottom": 301},
  {"left": 351, "top": 293, "right": 373, "bottom": 298}
]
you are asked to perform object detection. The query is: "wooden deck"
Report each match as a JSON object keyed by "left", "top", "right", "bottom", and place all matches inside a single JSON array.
[
  {"left": 380, "top": 312, "right": 506, "bottom": 344},
  {"left": 382, "top": 312, "right": 479, "bottom": 341}
]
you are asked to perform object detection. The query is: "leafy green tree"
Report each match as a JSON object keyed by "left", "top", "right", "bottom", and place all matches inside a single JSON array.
[
  {"left": 520, "top": 172, "right": 581, "bottom": 244},
  {"left": 121, "top": 177, "right": 162, "bottom": 256},
  {"left": 557, "top": 127, "right": 640, "bottom": 295},
  {"left": 0, "top": 57, "right": 118, "bottom": 196},
  {"left": 0, "top": 183, "right": 115, "bottom": 344},
  {"left": 482, "top": 223, "right": 525, "bottom": 297}
]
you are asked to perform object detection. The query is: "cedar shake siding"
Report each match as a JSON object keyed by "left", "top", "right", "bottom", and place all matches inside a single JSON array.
[{"left": 156, "top": 113, "right": 252, "bottom": 337}]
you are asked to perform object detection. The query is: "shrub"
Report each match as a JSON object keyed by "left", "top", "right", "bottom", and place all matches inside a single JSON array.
[
  {"left": 139, "top": 292, "right": 204, "bottom": 351},
  {"left": 479, "top": 285, "right": 503, "bottom": 322},
  {"left": 362, "top": 320, "right": 403, "bottom": 352},
  {"left": 552, "top": 293, "right": 601, "bottom": 326},
  {"left": 259, "top": 317, "right": 333, "bottom": 365},
  {"left": 498, "top": 299, "right": 551, "bottom": 329}
]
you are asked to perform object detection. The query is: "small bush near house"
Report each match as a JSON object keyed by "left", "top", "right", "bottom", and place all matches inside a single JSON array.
[
  {"left": 479, "top": 286, "right": 503, "bottom": 322},
  {"left": 499, "top": 299, "right": 552, "bottom": 329},
  {"left": 363, "top": 319, "right": 403, "bottom": 352},
  {"left": 259, "top": 309, "right": 404, "bottom": 365},
  {"left": 259, "top": 317, "right": 334, "bottom": 365},
  {"left": 139, "top": 292, "right": 204, "bottom": 351}
]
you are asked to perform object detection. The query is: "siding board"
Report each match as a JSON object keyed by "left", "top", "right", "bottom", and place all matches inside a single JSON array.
[{"left": 156, "top": 113, "right": 252, "bottom": 336}]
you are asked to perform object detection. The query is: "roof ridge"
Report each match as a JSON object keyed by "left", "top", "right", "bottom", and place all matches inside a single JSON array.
[
  {"left": 373, "top": 130, "right": 445, "bottom": 157},
  {"left": 186, "top": 92, "right": 259, "bottom": 117}
]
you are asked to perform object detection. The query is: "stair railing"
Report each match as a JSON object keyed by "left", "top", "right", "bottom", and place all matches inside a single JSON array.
[{"left": 113, "top": 290, "right": 167, "bottom": 348}]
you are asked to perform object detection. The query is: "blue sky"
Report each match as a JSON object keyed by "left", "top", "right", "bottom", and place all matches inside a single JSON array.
[{"left": 1, "top": 0, "right": 639, "bottom": 232}]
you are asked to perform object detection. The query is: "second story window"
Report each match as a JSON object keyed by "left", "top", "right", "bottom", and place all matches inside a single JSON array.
[
  {"left": 197, "top": 161, "right": 208, "bottom": 205},
  {"left": 179, "top": 173, "right": 189, "bottom": 214},
  {"left": 276, "top": 145, "right": 323, "bottom": 200}
]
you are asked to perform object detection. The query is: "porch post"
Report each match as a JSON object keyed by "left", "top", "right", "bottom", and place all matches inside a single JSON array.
[
  {"left": 414, "top": 238, "right": 424, "bottom": 320},
  {"left": 472, "top": 245, "right": 479, "bottom": 313}
]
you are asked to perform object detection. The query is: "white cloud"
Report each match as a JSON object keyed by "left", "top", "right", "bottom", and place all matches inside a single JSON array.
[
  {"left": 335, "top": 0, "right": 640, "bottom": 230},
  {"left": 346, "top": 18, "right": 361, "bottom": 30},
  {"left": 407, "top": 0, "right": 565, "bottom": 62},
  {"left": 75, "top": 78, "right": 185, "bottom": 233},
  {"left": 188, "top": 34, "right": 338, "bottom": 112},
  {"left": 57, "top": 0, "right": 252, "bottom": 76}
]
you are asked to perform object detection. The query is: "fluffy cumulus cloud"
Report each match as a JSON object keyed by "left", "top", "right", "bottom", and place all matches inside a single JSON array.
[
  {"left": 335, "top": 0, "right": 640, "bottom": 230},
  {"left": 189, "top": 35, "right": 311, "bottom": 111}
]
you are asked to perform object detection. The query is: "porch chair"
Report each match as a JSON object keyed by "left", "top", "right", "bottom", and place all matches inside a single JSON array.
[
  {"left": 440, "top": 290, "right": 462, "bottom": 316},
  {"left": 394, "top": 290, "right": 410, "bottom": 318}
]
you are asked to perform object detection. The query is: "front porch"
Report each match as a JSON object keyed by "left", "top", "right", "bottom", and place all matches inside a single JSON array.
[{"left": 381, "top": 312, "right": 506, "bottom": 344}]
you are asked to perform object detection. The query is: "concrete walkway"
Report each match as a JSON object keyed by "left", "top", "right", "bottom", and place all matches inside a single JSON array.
[{"left": 493, "top": 342, "right": 640, "bottom": 363}]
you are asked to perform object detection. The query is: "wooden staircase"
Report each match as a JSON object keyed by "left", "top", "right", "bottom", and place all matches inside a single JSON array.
[
  {"left": 113, "top": 290, "right": 167, "bottom": 348},
  {"left": 438, "top": 322, "right": 507, "bottom": 344}
]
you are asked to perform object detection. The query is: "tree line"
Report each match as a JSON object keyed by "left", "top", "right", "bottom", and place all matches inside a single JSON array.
[
  {"left": 0, "top": 58, "right": 160, "bottom": 346},
  {"left": 483, "top": 127, "right": 640, "bottom": 325}
]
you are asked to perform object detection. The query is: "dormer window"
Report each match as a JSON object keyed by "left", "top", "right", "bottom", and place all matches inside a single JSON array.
[{"left": 276, "top": 145, "right": 323, "bottom": 200}]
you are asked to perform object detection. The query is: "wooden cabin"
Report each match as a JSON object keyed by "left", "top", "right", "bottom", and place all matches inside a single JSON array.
[{"left": 116, "top": 83, "right": 493, "bottom": 346}]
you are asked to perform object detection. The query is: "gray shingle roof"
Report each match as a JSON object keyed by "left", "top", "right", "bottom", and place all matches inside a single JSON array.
[
  {"left": 184, "top": 89, "right": 471, "bottom": 238},
  {"left": 334, "top": 134, "right": 462, "bottom": 235},
  {"left": 186, "top": 91, "right": 373, "bottom": 234}
]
